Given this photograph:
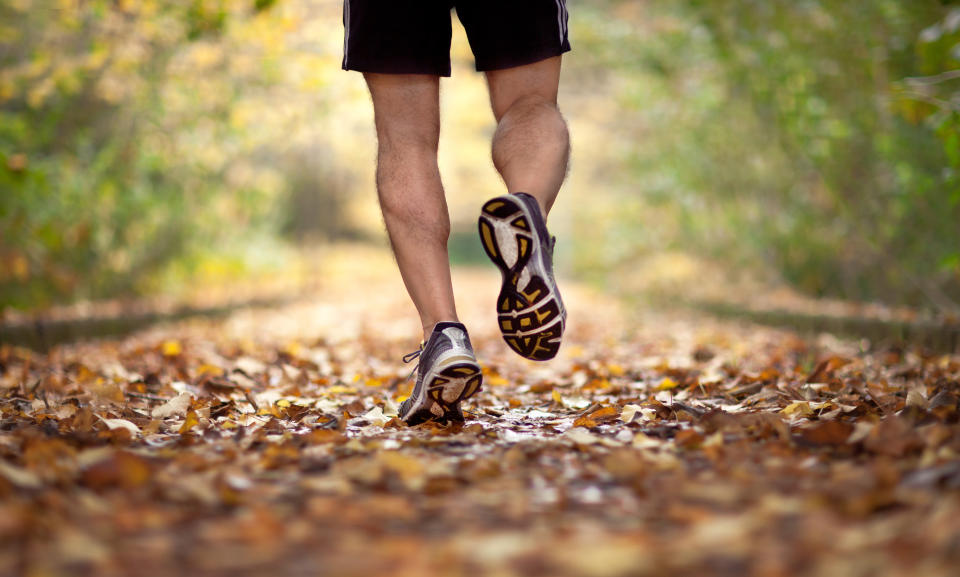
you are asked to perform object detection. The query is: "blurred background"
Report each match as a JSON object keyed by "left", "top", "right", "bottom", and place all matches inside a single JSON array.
[{"left": 1, "top": 0, "right": 959, "bottom": 329}]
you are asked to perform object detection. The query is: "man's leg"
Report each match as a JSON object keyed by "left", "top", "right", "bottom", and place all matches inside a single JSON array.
[
  {"left": 476, "top": 55, "right": 568, "bottom": 361},
  {"left": 486, "top": 56, "right": 569, "bottom": 218},
  {"left": 365, "top": 73, "right": 458, "bottom": 341}
]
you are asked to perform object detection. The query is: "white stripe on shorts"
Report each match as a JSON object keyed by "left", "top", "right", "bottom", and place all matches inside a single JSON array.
[
  {"left": 343, "top": 0, "right": 352, "bottom": 66},
  {"left": 562, "top": 0, "right": 569, "bottom": 38},
  {"left": 554, "top": 0, "right": 564, "bottom": 45}
]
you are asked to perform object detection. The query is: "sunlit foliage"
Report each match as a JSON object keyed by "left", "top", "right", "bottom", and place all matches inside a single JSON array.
[
  {"left": 577, "top": 0, "right": 960, "bottom": 309},
  {"left": 0, "top": 0, "right": 330, "bottom": 309}
]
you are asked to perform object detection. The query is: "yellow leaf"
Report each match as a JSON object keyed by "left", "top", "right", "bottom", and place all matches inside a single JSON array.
[
  {"left": 179, "top": 410, "right": 199, "bottom": 434},
  {"left": 487, "top": 375, "right": 509, "bottom": 386},
  {"left": 325, "top": 385, "right": 356, "bottom": 395},
  {"left": 655, "top": 377, "right": 679, "bottom": 391},
  {"left": 552, "top": 389, "right": 565, "bottom": 407},
  {"left": 781, "top": 401, "right": 813, "bottom": 417},
  {"left": 196, "top": 364, "right": 223, "bottom": 377},
  {"left": 161, "top": 340, "right": 182, "bottom": 357},
  {"left": 10, "top": 251, "right": 28, "bottom": 280}
]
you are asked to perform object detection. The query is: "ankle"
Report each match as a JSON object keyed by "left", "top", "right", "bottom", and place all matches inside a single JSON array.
[
  {"left": 422, "top": 318, "right": 460, "bottom": 342},
  {"left": 512, "top": 191, "right": 549, "bottom": 220}
]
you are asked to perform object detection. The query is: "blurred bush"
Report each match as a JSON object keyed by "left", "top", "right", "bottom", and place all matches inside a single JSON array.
[
  {"left": 0, "top": 1, "right": 281, "bottom": 310},
  {"left": 573, "top": 0, "right": 960, "bottom": 312},
  {"left": 0, "top": 0, "right": 357, "bottom": 312},
  {"left": 281, "top": 142, "right": 361, "bottom": 243}
]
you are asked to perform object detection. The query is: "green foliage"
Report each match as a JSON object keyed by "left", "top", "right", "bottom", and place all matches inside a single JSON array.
[
  {"left": 254, "top": 0, "right": 278, "bottom": 13},
  {"left": 580, "top": 0, "right": 960, "bottom": 310},
  {"left": 187, "top": 0, "right": 229, "bottom": 40},
  {"left": 0, "top": 0, "right": 287, "bottom": 311}
]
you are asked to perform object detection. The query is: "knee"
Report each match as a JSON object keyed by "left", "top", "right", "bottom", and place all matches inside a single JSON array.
[
  {"left": 374, "top": 114, "right": 440, "bottom": 158},
  {"left": 374, "top": 124, "right": 441, "bottom": 195},
  {"left": 377, "top": 131, "right": 439, "bottom": 159}
]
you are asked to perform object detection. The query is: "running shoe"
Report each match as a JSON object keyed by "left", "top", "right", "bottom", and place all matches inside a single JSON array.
[
  {"left": 398, "top": 321, "right": 483, "bottom": 425},
  {"left": 478, "top": 192, "right": 566, "bottom": 361}
]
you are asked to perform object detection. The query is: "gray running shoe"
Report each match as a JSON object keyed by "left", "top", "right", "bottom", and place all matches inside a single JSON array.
[
  {"left": 478, "top": 192, "right": 566, "bottom": 361},
  {"left": 398, "top": 321, "right": 483, "bottom": 425}
]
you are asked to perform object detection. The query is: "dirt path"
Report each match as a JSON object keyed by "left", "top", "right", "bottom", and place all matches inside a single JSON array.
[{"left": 1, "top": 248, "right": 959, "bottom": 576}]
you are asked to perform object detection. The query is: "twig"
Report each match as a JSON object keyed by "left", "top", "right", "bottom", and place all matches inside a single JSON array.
[
  {"left": 242, "top": 388, "right": 259, "bottom": 412},
  {"left": 125, "top": 391, "right": 167, "bottom": 403},
  {"left": 903, "top": 69, "right": 960, "bottom": 86},
  {"left": 897, "top": 89, "right": 957, "bottom": 112},
  {"left": 575, "top": 402, "right": 603, "bottom": 417}
]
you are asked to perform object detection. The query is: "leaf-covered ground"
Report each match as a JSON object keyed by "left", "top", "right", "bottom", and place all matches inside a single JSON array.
[{"left": 2, "top": 250, "right": 959, "bottom": 577}]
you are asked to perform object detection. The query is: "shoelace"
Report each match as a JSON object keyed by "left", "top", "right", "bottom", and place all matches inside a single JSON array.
[{"left": 402, "top": 343, "right": 424, "bottom": 381}]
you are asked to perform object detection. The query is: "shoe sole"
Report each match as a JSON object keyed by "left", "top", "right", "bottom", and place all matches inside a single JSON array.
[
  {"left": 478, "top": 195, "right": 564, "bottom": 361},
  {"left": 401, "top": 358, "right": 483, "bottom": 426}
]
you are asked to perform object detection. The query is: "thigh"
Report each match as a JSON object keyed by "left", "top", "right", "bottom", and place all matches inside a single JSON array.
[
  {"left": 343, "top": 0, "right": 454, "bottom": 77},
  {"left": 455, "top": 0, "right": 570, "bottom": 72},
  {"left": 365, "top": 74, "right": 441, "bottom": 148}
]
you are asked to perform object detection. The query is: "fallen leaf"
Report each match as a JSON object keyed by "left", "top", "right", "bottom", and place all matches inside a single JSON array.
[
  {"left": 179, "top": 410, "right": 200, "bottom": 434},
  {"left": 0, "top": 460, "right": 42, "bottom": 489},
  {"left": 98, "top": 416, "right": 141, "bottom": 436},
  {"left": 151, "top": 392, "right": 193, "bottom": 418},
  {"left": 565, "top": 427, "right": 599, "bottom": 445},
  {"left": 573, "top": 416, "right": 598, "bottom": 428},
  {"left": 161, "top": 340, "right": 182, "bottom": 357},
  {"left": 781, "top": 401, "right": 814, "bottom": 417},
  {"left": 81, "top": 451, "right": 152, "bottom": 489},
  {"left": 794, "top": 420, "right": 854, "bottom": 446},
  {"left": 587, "top": 406, "right": 619, "bottom": 422},
  {"left": 655, "top": 377, "right": 679, "bottom": 391},
  {"left": 362, "top": 406, "right": 390, "bottom": 427},
  {"left": 620, "top": 404, "right": 645, "bottom": 424}
]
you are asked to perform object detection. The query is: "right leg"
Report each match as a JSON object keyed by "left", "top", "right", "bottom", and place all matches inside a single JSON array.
[{"left": 364, "top": 73, "right": 458, "bottom": 341}]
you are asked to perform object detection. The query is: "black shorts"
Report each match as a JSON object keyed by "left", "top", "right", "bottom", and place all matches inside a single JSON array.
[{"left": 341, "top": 0, "right": 570, "bottom": 77}]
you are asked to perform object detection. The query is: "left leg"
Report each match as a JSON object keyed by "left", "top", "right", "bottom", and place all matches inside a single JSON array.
[
  {"left": 343, "top": 1, "right": 482, "bottom": 425},
  {"left": 364, "top": 73, "right": 459, "bottom": 342},
  {"left": 476, "top": 56, "right": 570, "bottom": 361}
]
